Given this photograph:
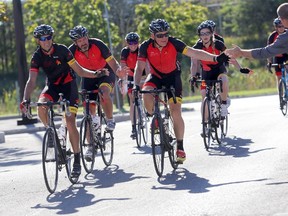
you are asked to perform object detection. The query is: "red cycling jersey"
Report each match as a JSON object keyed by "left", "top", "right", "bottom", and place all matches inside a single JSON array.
[
  {"left": 69, "top": 38, "right": 113, "bottom": 70},
  {"left": 138, "top": 37, "right": 187, "bottom": 77},
  {"left": 120, "top": 47, "right": 138, "bottom": 76}
]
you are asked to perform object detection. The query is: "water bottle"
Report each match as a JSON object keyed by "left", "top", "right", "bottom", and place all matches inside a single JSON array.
[
  {"left": 57, "top": 124, "right": 67, "bottom": 150},
  {"left": 163, "top": 117, "right": 169, "bottom": 135},
  {"left": 92, "top": 115, "right": 101, "bottom": 135}
]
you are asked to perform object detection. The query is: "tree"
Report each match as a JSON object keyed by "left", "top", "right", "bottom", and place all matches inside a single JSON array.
[{"left": 23, "top": 0, "right": 120, "bottom": 58}]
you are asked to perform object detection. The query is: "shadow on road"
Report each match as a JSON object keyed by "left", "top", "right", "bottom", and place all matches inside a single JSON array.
[
  {"left": 152, "top": 168, "right": 269, "bottom": 194},
  {"left": 206, "top": 135, "right": 274, "bottom": 158}
]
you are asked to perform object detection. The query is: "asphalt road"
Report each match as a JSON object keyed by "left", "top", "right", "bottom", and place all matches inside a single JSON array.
[{"left": 1, "top": 95, "right": 288, "bottom": 216}]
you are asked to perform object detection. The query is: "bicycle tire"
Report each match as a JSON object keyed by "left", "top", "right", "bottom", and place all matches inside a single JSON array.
[
  {"left": 167, "top": 114, "right": 178, "bottom": 169},
  {"left": 140, "top": 101, "right": 149, "bottom": 145},
  {"left": 65, "top": 147, "right": 78, "bottom": 184},
  {"left": 202, "top": 97, "right": 212, "bottom": 151},
  {"left": 133, "top": 103, "right": 142, "bottom": 148},
  {"left": 220, "top": 115, "right": 228, "bottom": 140},
  {"left": 278, "top": 80, "right": 288, "bottom": 116},
  {"left": 213, "top": 94, "right": 222, "bottom": 144},
  {"left": 151, "top": 116, "right": 165, "bottom": 177},
  {"left": 80, "top": 117, "right": 95, "bottom": 173},
  {"left": 42, "top": 127, "right": 58, "bottom": 194},
  {"left": 100, "top": 115, "right": 114, "bottom": 166}
]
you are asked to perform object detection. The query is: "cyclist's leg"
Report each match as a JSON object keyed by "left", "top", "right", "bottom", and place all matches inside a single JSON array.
[
  {"left": 218, "top": 72, "right": 229, "bottom": 116},
  {"left": 62, "top": 80, "right": 81, "bottom": 177},
  {"left": 142, "top": 74, "right": 159, "bottom": 115},
  {"left": 165, "top": 72, "right": 186, "bottom": 163},
  {"left": 98, "top": 72, "right": 116, "bottom": 131},
  {"left": 38, "top": 85, "right": 57, "bottom": 127},
  {"left": 127, "top": 76, "right": 136, "bottom": 138}
]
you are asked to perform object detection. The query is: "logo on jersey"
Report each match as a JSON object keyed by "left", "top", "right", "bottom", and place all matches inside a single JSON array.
[{"left": 55, "top": 60, "right": 61, "bottom": 65}]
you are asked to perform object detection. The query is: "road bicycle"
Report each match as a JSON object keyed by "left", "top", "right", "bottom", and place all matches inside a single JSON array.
[
  {"left": 25, "top": 94, "right": 78, "bottom": 194},
  {"left": 79, "top": 89, "right": 114, "bottom": 174},
  {"left": 139, "top": 86, "right": 178, "bottom": 177},
  {"left": 192, "top": 80, "right": 228, "bottom": 151},
  {"left": 272, "top": 63, "right": 288, "bottom": 115},
  {"left": 119, "top": 79, "right": 149, "bottom": 147}
]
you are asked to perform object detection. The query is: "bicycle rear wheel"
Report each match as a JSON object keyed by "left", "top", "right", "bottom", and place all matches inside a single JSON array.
[
  {"left": 133, "top": 104, "right": 142, "bottom": 148},
  {"left": 278, "top": 80, "right": 287, "bottom": 116},
  {"left": 220, "top": 115, "right": 228, "bottom": 140},
  {"left": 65, "top": 148, "right": 78, "bottom": 184},
  {"left": 80, "top": 117, "right": 95, "bottom": 173},
  {"left": 151, "top": 116, "right": 165, "bottom": 177},
  {"left": 167, "top": 115, "right": 178, "bottom": 169},
  {"left": 100, "top": 115, "right": 114, "bottom": 166},
  {"left": 202, "top": 97, "right": 212, "bottom": 151},
  {"left": 42, "top": 127, "right": 58, "bottom": 194}
]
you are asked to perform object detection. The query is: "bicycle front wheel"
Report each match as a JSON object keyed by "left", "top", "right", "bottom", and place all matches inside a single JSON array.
[
  {"left": 80, "top": 117, "right": 95, "bottom": 174},
  {"left": 278, "top": 80, "right": 287, "bottom": 116},
  {"left": 42, "top": 127, "right": 58, "bottom": 194},
  {"left": 133, "top": 104, "right": 142, "bottom": 148},
  {"left": 151, "top": 116, "right": 165, "bottom": 177},
  {"left": 202, "top": 97, "right": 212, "bottom": 151}
]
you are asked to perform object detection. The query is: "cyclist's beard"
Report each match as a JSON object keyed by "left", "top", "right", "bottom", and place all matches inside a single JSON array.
[{"left": 79, "top": 44, "right": 89, "bottom": 52}]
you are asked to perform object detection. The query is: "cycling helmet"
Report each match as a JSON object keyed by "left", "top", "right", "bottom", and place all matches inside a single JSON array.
[
  {"left": 273, "top": 17, "right": 281, "bottom": 26},
  {"left": 197, "top": 22, "right": 213, "bottom": 35},
  {"left": 125, "top": 32, "right": 140, "bottom": 42},
  {"left": 149, "top": 19, "right": 170, "bottom": 34},
  {"left": 205, "top": 20, "right": 216, "bottom": 30},
  {"left": 33, "top": 24, "right": 54, "bottom": 38},
  {"left": 69, "top": 25, "right": 88, "bottom": 41}
]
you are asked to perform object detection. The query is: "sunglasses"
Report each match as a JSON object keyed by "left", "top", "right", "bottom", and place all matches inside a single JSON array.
[
  {"left": 199, "top": 32, "right": 212, "bottom": 36},
  {"left": 277, "top": 25, "right": 284, "bottom": 28},
  {"left": 155, "top": 32, "right": 169, "bottom": 38},
  {"left": 128, "top": 41, "right": 138, "bottom": 45},
  {"left": 39, "top": 35, "right": 52, "bottom": 42}
]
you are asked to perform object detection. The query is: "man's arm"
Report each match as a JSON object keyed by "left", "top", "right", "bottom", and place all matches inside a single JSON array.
[
  {"left": 23, "top": 71, "right": 38, "bottom": 101},
  {"left": 69, "top": 60, "right": 104, "bottom": 78},
  {"left": 134, "top": 60, "right": 146, "bottom": 86}
]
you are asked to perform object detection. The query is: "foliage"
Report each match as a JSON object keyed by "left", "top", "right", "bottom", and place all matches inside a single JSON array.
[
  {"left": 135, "top": 0, "right": 208, "bottom": 45},
  {"left": 23, "top": 0, "right": 121, "bottom": 57},
  {"left": 220, "top": 0, "right": 287, "bottom": 48}
]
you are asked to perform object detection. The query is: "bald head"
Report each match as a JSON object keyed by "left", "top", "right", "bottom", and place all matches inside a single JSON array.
[{"left": 277, "top": 3, "right": 288, "bottom": 20}]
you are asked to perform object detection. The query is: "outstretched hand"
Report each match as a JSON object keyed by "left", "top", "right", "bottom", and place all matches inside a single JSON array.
[
  {"left": 240, "top": 67, "right": 253, "bottom": 75},
  {"left": 225, "top": 44, "right": 242, "bottom": 59}
]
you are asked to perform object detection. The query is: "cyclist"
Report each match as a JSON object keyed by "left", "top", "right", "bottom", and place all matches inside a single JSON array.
[
  {"left": 226, "top": 4, "right": 288, "bottom": 59},
  {"left": 68, "top": 25, "right": 123, "bottom": 161},
  {"left": 204, "top": 20, "right": 224, "bottom": 43},
  {"left": 119, "top": 32, "right": 148, "bottom": 139},
  {"left": 191, "top": 22, "right": 252, "bottom": 121},
  {"left": 267, "top": 18, "right": 288, "bottom": 85},
  {"left": 19, "top": 24, "right": 107, "bottom": 178},
  {"left": 133, "top": 19, "right": 230, "bottom": 163}
]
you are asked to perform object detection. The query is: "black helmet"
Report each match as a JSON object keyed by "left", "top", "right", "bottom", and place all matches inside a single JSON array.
[
  {"left": 33, "top": 24, "right": 54, "bottom": 38},
  {"left": 205, "top": 20, "right": 216, "bottom": 30},
  {"left": 273, "top": 18, "right": 281, "bottom": 26},
  {"left": 149, "top": 19, "right": 170, "bottom": 34},
  {"left": 125, "top": 32, "right": 140, "bottom": 42},
  {"left": 197, "top": 22, "right": 213, "bottom": 35},
  {"left": 69, "top": 25, "right": 88, "bottom": 41}
]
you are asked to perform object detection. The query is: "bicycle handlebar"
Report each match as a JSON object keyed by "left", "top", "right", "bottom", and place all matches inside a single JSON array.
[
  {"left": 24, "top": 99, "right": 71, "bottom": 119},
  {"left": 139, "top": 86, "right": 177, "bottom": 104},
  {"left": 191, "top": 79, "right": 223, "bottom": 93}
]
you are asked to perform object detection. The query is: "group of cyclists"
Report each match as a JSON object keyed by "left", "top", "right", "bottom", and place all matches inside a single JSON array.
[{"left": 19, "top": 1, "right": 288, "bottom": 179}]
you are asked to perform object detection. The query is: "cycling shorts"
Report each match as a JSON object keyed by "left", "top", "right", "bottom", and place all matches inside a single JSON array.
[
  {"left": 81, "top": 70, "right": 116, "bottom": 100},
  {"left": 143, "top": 70, "right": 182, "bottom": 103},
  {"left": 39, "top": 79, "right": 79, "bottom": 114}
]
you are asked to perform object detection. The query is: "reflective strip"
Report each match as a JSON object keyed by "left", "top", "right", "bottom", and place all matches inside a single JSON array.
[
  {"left": 69, "top": 106, "right": 78, "bottom": 114},
  {"left": 182, "top": 46, "right": 188, "bottom": 55},
  {"left": 168, "top": 97, "right": 182, "bottom": 104},
  {"left": 67, "top": 58, "right": 76, "bottom": 66},
  {"left": 106, "top": 56, "right": 113, "bottom": 62}
]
